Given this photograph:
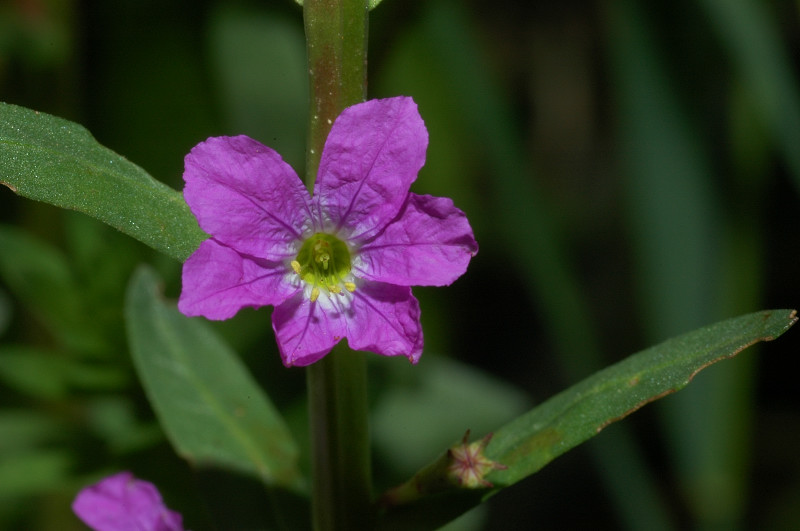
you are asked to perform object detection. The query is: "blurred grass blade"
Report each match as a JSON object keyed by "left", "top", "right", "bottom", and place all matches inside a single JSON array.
[
  {"left": 378, "top": 3, "right": 675, "bottom": 528},
  {"left": 0, "top": 103, "right": 206, "bottom": 261},
  {"left": 700, "top": 0, "right": 800, "bottom": 191},
  {"left": 379, "top": 310, "right": 797, "bottom": 531},
  {"left": 0, "top": 346, "right": 125, "bottom": 399},
  {"left": 0, "top": 225, "right": 105, "bottom": 353},
  {"left": 606, "top": 0, "right": 751, "bottom": 526},
  {"left": 125, "top": 266, "right": 303, "bottom": 490},
  {"left": 209, "top": 5, "right": 308, "bottom": 171}
]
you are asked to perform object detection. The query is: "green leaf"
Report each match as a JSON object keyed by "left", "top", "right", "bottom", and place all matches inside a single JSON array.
[
  {"left": 0, "top": 225, "right": 106, "bottom": 353},
  {"left": 0, "top": 450, "right": 72, "bottom": 497},
  {"left": 378, "top": 310, "right": 797, "bottom": 531},
  {"left": 0, "top": 411, "right": 69, "bottom": 455},
  {"left": 0, "top": 346, "right": 126, "bottom": 399},
  {"left": 0, "top": 411, "right": 73, "bottom": 497},
  {"left": 0, "top": 102, "right": 206, "bottom": 262},
  {"left": 124, "top": 266, "right": 303, "bottom": 490},
  {"left": 84, "top": 397, "right": 163, "bottom": 455}
]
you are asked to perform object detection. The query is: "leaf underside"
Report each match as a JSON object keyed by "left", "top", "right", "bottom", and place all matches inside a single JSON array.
[
  {"left": 125, "top": 266, "right": 303, "bottom": 491},
  {"left": 379, "top": 309, "right": 797, "bottom": 531}
]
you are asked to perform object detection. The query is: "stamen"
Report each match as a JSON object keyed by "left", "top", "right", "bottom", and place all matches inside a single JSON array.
[{"left": 292, "top": 233, "right": 355, "bottom": 301}]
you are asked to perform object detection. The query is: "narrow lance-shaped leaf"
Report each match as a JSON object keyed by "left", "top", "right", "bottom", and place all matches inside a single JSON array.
[
  {"left": 125, "top": 266, "right": 303, "bottom": 491},
  {"left": 378, "top": 309, "right": 797, "bottom": 531},
  {"left": 0, "top": 102, "right": 206, "bottom": 262}
]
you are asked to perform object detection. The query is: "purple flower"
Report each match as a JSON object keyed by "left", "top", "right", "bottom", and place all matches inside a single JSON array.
[
  {"left": 178, "top": 97, "right": 477, "bottom": 367},
  {"left": 72, "top": 471, "right": 184, "bottom": 531}
]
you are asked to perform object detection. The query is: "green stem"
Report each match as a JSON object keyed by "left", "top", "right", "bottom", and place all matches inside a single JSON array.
[
  {"left": 306, "top": 345, "right": 372, "bottom": 530},
  {"left": 303, "top": 1, "right": 371, "bottom": 530},
  {"left": 304, "top": 0, "right": 368, "bottom": 187}
]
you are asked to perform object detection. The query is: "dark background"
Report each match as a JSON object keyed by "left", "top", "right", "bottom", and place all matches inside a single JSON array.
[{"left": 1, "top": 0, "right": 799, "bottom": 529}]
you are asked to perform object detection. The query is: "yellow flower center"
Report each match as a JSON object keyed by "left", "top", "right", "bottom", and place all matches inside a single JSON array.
[{"left": 291, "top": 233, "right": 356, "bottom": 302}]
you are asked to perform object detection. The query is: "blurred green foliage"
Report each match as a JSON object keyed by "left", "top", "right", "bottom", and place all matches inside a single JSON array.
[{"left": 1, "top": 0, "right": 799, "bottom": 529}]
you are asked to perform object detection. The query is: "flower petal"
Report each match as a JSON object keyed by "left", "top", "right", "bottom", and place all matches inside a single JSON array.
[
  {"left": 272, "top": 282, "right": 422, "bottom": 365},
  {"left": 179, "top": 239, "right": 297, "bottom": 320},
  {"left": 183, "top": 135, "right": 312, "bottom": 260},
  {"left": 354, "top": 193, "right": 478, "bottom": 286},
  {"left": 314, "top": 97, "right": 428, "bottom": 240},
  {"left": 347, "top": 282, "right": 423, "bottom": 363},
  {"left": 271, "top": 292, "right": 348, "bottom": 367},
  {"left": 72, "top": 471, "right": 184, "bottom": 531}
]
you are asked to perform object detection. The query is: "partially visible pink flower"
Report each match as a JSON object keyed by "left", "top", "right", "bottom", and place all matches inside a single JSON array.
[
  {"left": 72, "top": 471, "right": 184, "bottom": 531},
  {"left": 178, "top": 96, "right": 478, "bottom": 367}
]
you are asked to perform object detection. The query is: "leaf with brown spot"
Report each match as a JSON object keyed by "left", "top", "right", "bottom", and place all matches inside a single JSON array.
[{"left": 378, "top": 309, "right": 797, "bottom": 531}]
